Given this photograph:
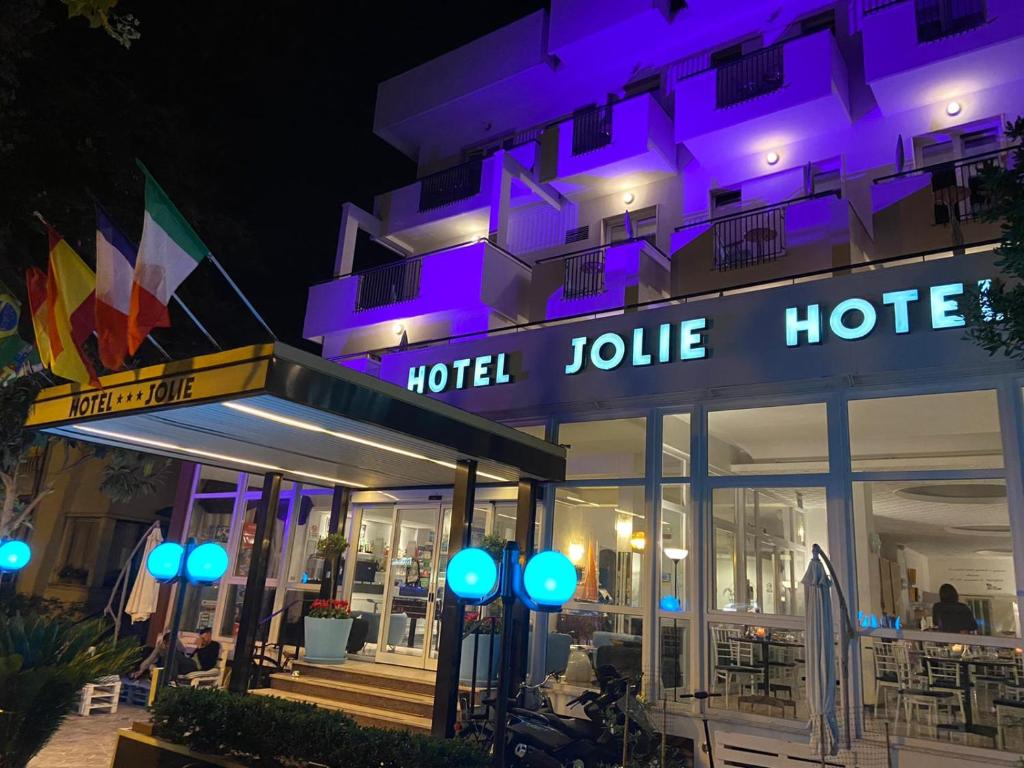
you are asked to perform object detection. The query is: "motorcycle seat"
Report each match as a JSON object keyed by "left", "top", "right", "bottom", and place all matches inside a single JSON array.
[{"left": 516, "top": 711, "right": 600, "bottom": 741}]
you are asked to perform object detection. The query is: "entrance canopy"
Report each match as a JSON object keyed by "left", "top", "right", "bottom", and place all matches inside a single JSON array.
[{"left": 26, "top": 343, "right": 565, "bottom": 488}]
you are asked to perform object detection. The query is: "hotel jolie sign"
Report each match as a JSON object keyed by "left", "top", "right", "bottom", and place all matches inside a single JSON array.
[{"left": 405, "top": 280, "right": 976, "bottom": 394}]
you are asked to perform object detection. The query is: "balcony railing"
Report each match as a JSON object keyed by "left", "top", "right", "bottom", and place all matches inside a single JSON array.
[
  {"left": 915, "top": 0, "right": 986, "bottom": 42},
  {"left": 863, "top": 0, "right": 905, "bottom": 12},
  {"left": 355, "top": 258, "right": 422, "bottom": 311},
  {"left": 716, "top": 45, "right": 784, "bottom": 108},
  {"left": 571, "top": 104, "right": 613, "bottom": 156},
  {"left": 417, "top": 158, "right": 483, "bottom": 212},
  {"left": 562, "top": 248, "right": 606, "bottom": 298}
]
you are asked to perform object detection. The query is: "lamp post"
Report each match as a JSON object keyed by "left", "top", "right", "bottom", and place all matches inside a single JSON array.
[
  {"left": 447, "top": 541, "right": 576, "bottom": 768},
  {"left": 146, "top": 539, "right": 228, "bottom": 689},
  {"left": 0, "top": 539, "right": 31, "bottom": 595}
]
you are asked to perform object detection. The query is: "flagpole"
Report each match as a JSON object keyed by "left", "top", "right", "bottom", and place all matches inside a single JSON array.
[
  {"left": 205, "top": 253, "right": 278, "bottom": 341},
  {"left": 145, "top": 334, "right": 172, "bottom": 361},
  {"left": 170, "top": 294, "right": 221, "bottom": 351}
]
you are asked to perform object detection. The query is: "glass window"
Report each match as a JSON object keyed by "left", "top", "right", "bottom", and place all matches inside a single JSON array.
[
  {"left": 849, "top": 390, "right": 1003, "bottom": 471},
  {"left": 559, "top": 417, "right": 646, "bottom": 480},
  {"left": 708, "top": 403, "right": 828, "bottom": 475},
  {"left": 659, "top": 484, "right": 691, "bottom": 612},
  {"left": 195, "top": 465, "right": 240, "bottom": 494},
  {"left": 285, "top": 493, "right": 335, "bottom": 585},
  {"left": 711, "top": 487, "right": 825, "bottom": 615},
  {"left": 181, "top": 583, "right": 220, "bottom": 635},
  {"left": 659, "top": 618, "right": 689, "bottom": 698},
  {"left": 554, "top": 609, "right": 643, "bottom": 688},
  {"left": 351, "top": 506, "right": 392, "bottom": 619},
  {"left": 853, "top": 479, "right": 1018, "bottom": 636},
  {"left": 219, "top": 584, "right": 275, "bottom": 641},
  {"left": 233, "top": 496, "right": 285, "bottom": 580},
  {"left": 187, "top": 497, "right": 234, "bottom": 543},
  {"left": 553, "top": 486, "right": 646, "bottom": 608},
  {"left": 708, "top": 623, "right": 806, "bottom": 721},
  {"left": 516, "top": 424, "right": 547, "bottom": 440},
  {"left": 663, "top": 414, "right": 691, "bottom": 477}
]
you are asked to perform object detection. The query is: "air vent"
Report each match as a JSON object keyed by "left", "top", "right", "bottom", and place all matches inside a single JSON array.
[{"left": 564, "top": 225, "right": 589, "bottom": 244}]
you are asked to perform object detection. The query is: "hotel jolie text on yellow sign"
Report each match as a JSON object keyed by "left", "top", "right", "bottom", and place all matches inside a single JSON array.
[{"left": 26, "top": 345, "right": 273, "bottom": 428}]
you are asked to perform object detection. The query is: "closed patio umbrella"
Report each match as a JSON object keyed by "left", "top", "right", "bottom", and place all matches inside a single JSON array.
[
  {"left": 125, "top": 526, "right": 164, "bottom": 623},
  {"left": 803, "top": 548, "right": 839, "bottom": 759}
]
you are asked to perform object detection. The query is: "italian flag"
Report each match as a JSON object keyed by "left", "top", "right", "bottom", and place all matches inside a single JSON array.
[{"left": 128, "top": 163, "right": 208, "bottom": 354}]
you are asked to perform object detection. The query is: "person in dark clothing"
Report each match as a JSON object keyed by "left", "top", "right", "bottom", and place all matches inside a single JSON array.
[
  {"left": 130, "top": 631, "right": 197, "bottom": 679},
  {"left": 189, "top": 626, "right": 222, "bottom": 671},
  {"left": 932, "top": 583, "right": 978, "bottom": 633}
]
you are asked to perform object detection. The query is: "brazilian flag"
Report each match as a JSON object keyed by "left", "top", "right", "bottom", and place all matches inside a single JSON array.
[
  {"left": 0, "top": 284, "right": 18, "bottom": 339},
  {"left": 0, "top": 280, "right": 38, "bottom": 380}
]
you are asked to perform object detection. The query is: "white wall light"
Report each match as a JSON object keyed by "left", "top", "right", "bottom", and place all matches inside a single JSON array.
[
  {"left": 765, "top": 151, "right": 781, "bottom": 166},
  {"left": 623, "top": 191, "right": 635, "bottom": 205},
  {"left": 946, "top": 100, "right": 962, "bottom": 117}
]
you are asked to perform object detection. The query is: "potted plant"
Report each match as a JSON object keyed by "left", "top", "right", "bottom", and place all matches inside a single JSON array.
[
  {"left": 460, "top": 615, "right": 502, "bottom": 684},
  {"left": 315, "top": 532, "right": 348, "bottom": 596},
  {"left": 304, "top": 598, "right": 353, "bottom": 665}
]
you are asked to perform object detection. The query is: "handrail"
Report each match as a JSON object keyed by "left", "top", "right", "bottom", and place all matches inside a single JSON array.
[
  {"left": 327, "top": 239, "right": 1000, "bottom": 364},
  {"left": 873, "top": 145, "right": 1017, "bottom": 184},
  {"left": 534, "top": 236, "right": 669, "bottom": 266},
  {"left": 674, "top": 190, "right": 841, "bottom": 232},
  {"left": 672, "top": 25, "right": 834, "bottom": 84},
  {"left": 862, "top": 0, "right": 906, "bottom": 13},
  {"left": 328, "top": 239, "right": 531, "bottom": 284},
  {"left": 258, "top": 599, "right": 303, "bottom": 627}
]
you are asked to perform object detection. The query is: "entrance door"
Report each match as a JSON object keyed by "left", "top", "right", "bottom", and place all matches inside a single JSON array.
[{"left": 377, "top": 505, "right": 449, "bottom": 669}]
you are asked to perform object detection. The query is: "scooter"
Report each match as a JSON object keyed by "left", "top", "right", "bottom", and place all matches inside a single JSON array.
[{"left": 676, "top": 690, "right": 720, "bottom": 768}]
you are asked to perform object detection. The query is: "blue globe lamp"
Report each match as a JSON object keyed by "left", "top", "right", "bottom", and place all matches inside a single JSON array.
[
  {"left": 522, "top": 550, "right": 577, "bottom": 607},
  {"left": 185, "top": 542, "right": 229, "bottom": 584},
  {"left": 447, "top": 547, "right": 498, "bottom": 600},
  {"left": 146, "top": 541, "right": 185, "bottom": 582},
  {"left": 0, "top": 540, "right": 31, "bottom": 572},
  {"left": 659, "top": 594, "right": 682, "bottom": 612}
]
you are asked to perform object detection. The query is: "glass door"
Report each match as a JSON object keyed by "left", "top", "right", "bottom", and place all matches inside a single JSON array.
[{"left": 377, "top": 505, "right": 446, "bottom": 669}]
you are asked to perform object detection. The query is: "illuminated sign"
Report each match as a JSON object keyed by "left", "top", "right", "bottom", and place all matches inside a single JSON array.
[{"left": 407, "top": 352, "right": 511, "bottom": 394}]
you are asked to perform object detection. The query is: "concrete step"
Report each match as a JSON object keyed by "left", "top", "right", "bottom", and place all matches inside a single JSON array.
[
  {"left": 289, "top": 660, "right": 436, "bottom": 698},
  {"left": 268, "top": 672, "right": 434, "bottom": 719},
  {"left": 250, "top": 687, "right": 432, "bottom": 733}
]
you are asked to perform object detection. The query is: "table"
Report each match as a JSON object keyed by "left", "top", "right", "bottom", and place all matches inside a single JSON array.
[
  {"left": 743, "top": 226, "right": 778, "bottom": 261},
  {"left": 736, "top": 638, "right": 804, "bottom": 716},
  {"left": 924, "top": 655, "right": 1015, "bottom": 741}
]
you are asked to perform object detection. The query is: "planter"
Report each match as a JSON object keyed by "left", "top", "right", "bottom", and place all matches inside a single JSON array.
[
  {"left": 460, "top": 632, "right": 501, "bottom": 684},
  {"left": 304, "top": 616, "right": 354, "bottom": 665},
  {"left": 113, "top": 729, "right": 245, "bottom": 768}
]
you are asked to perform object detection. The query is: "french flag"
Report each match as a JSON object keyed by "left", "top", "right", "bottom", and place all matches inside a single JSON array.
[{"left": 95, "top": 205, "right": 138, "bottom": 371}]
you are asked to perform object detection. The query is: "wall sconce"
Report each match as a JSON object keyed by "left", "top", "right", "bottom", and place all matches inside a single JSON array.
[
  {"left": 946, "top": 100, "right": 962, "bottom": 117},
  {"left": 393, "top": 322, "right": 406, "bottom": 337},
  {"left": 568, "top": 541, "right": 585, "bottom": 564},
  {"left": 765, "top": 151, "right": 780, "bottom": 166},
  {"left": 623, "top": 191, "right": 635, "bottom": 205}
]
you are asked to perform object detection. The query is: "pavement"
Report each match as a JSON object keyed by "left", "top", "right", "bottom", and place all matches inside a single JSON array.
[{"left": 28, "top": 704, "right": 148, "bottom": 768}]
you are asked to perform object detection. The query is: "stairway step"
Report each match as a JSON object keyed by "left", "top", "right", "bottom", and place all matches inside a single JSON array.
[
  {"left": 269, "top": 673, "right": 434, "bottom": 718},
  {"left": 250, "top": 688, "right": 432, "bottom": 733},
  {"left": 290, "top": 660, "right": 436, "bottom": 697}
]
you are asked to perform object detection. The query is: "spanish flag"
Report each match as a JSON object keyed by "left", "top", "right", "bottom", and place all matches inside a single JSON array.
[
  {"left": 26, "top": 267, "right": 54, "bottom": 367},
  {"left": 45, "top": 227, "right": 99, "bottom": 385}
]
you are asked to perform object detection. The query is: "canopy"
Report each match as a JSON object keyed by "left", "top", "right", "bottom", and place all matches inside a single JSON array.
[
  {"left": 26, "top": 343, "right": 566, "bottom": 489},
  {"left": 802, "top": 551, "right": 839, "bottom": 758}
]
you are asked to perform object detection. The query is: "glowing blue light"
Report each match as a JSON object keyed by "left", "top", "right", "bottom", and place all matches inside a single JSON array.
[
  {"left": 185, "top": 542, "right": 229, "bottom": 584},
  {"left": 829, "top": 298, "right": 877, "bottom": 340},
  {"left": 0, "top": 540, "right": 31, "bottom": 572},
  {"left": 659, "top": 595, "right": 681, "bottom": 612},
  {"left": 447, "top": 547, "right": 498, "bottom": 600},
  {"left": 146, "top": 542, "right": 184, "bottom": 582},
  {"left": 523, "top": 550, "right": 577, "bottom": 607}
]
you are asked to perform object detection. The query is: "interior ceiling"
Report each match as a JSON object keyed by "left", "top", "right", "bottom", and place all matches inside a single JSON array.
[{"left": 50, "top": 394, "right": 523, "bottom": 490}]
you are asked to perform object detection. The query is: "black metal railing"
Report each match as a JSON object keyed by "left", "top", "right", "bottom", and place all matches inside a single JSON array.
[
  {"left": 863, "top": 0, "right": 906, "bottom": 13},
  {"left": 418, "top": 158, "right": 483, "bottom": 212},
  {"left": 711, "top": 206, "right": 787, "bottom": 271},
  {"left": 716, "top": 45, "right": 784, "bottom": 108},
  {"left": 571, "top": 104, "right": 613, "bottom": 156},
  {"left": 355, "top": 258, "right": 422, "bottom": 311},
  {"left": 563, "top": 248, "right": 606, "bottom": 299},
  {"left": 932, "top": 151, "right": 1009, "bottom": 224},
  {"left": 915, "top": 0, "right": 986, "bottom": 42}
]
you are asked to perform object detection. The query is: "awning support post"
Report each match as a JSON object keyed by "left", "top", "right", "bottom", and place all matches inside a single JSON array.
[
  {"left": 509, "top": 478, "right": 538, "bottom": 687},
  {"left": 320, "top": 485, "right": 351, "bottom": 600},
  {"left": 431, "top": 459, "right": 477, "bottom": 737},
  {"left": 229, "top": 471, "right": 282, "bottom": 694}
]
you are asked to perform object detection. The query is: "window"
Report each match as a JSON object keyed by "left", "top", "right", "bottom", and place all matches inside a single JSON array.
[
  {"left": 285, "top": 492, "right": 334, "bottom": 585},
  {"left": 712, "top": 189, "right": 742, "bottom": 212},
  {"left": 707, "top": 403, "right": 828, "bottom": 475},
  {"left": 660, "top": 485, "right": 691, "bottom": 612},
  {"left": 554, "top": 609, "right": 644, "bottom": 687},
  {"left": 662, "top": 413, "right": 691, "bottom": 477},
  {"left": 605, "top": 206, "right": 657, "bottom": 247},
  {"left": 848, "top": 390, "right": 1003, "bottom": 471},
  {"left": 54, "top": 517, "right": 99, "bottom": 585},
  {"left": 559, "top": 417, "right": 646, "bottom": 480}
]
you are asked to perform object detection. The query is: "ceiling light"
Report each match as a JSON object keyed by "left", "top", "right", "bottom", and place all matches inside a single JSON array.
[
  {"left": 623, "top": 192, "right": 635, "bottom": 205},
  {"left": 765, "top": 151, "right": 780, "bottom": 166},
  {"left": 946, "top": 100, "right": 962, "bottom": 117},
  {"left": 664, "top": 547, "right": 688, "bottom": 561},
  {"left": 615, "top": 518, "right": 633, "bottom": 537},
  {"left": 393, "top": 322, "right": 406, "bottom": 336}
]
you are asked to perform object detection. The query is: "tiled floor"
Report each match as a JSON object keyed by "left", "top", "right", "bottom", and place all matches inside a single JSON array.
[{"left": 28, "top": 704, "right": 148, "bottom": 768}]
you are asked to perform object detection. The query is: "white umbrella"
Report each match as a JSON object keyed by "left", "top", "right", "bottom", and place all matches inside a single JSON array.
[
  {"left": 802, "top": 551, "right": 839, "bottom": 758},
  {"left": 125, "top": 526, "right": 164, "bottom": 623}
]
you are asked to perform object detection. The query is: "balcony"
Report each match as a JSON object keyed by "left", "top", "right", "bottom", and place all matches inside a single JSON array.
[
  {"left": 529, "top": 239, "right": 670, "bottom": 321},
  {"left": 669, "top": 192, "right": 865, "bottom": 295},
  {"left": 862, "top": 0, "right": 1024, "bottom": 115},
  {"left": 546, "top": 93, "right": 676, "bottom": 196},
  {"left": 304, "top": 240, "right": 531, "bottom": 358},
  {"left": 673, "top": 29, "right": 850, "bottom": 163},
  {"left": 871, "top": 148, "right": 1012, "bottom": 257}
]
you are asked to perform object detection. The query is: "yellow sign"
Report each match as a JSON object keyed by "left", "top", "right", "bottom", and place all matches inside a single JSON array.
[{"left": 26, "top": 344, "right": 273, "bottom": 427}]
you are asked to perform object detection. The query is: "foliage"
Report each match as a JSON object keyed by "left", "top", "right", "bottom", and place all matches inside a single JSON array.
[
  {"left": 480, "top": 533, "right": 506, "bottom": 560},
  {"left": 314, "top": 531, "right": 348, "bottom": 560},
  {"left": 463, "top": 614, "right": 502, "bottom": 637},
  {"left": 0, "top": 593, "right": 83, "bottom": 620},
  {"left": 0, "top": 374, "right": 43, "bottom": 475},
  {"left": 960, "top": 117, "right": 1024, "bottom": 357},
  {"left": 0, "top": 614, "right": 140, "bottom": 768},
  {"left": 99, "top": 450, "right": 169, "bottom": 503},
  {"left": 151, "top": 687, "right": 489, "bottom": 768},
  {"left": 307, "top": 599, "right": 350, "bottom": 620},
  {"left": 60, "top": 0, "right": 139, "bottom": 48}
]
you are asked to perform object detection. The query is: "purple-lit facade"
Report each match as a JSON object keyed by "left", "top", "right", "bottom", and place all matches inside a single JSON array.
[{"left": 299, "top": 1, "right": 1024, "bottom": 764}]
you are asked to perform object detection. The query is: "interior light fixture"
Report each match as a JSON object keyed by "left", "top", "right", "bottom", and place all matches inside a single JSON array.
[
  {"left": 664, "top": 547, "right": 688, "bottom": 562},
  {"left": 71, "top": 424, "right": 366, "bottom": 488},
  {"left": 765, "top": 151, "right": 780, "bottom": 166},
  {"left": 393, "top": 322, "right": 406, "bottom": 336},
  {"left": 568, "top": 541, "right": 585, "bottom": 563},
  {"left": 623, "top": 191, "right": 635, "bottom": 205},
  {"left": 222, "top": 402, "right": 510, "bottom": 482},
  {"left": 615, "top": 518, "right": 633, "bottom": 537},
  {"left": 630, "top": 530, "right": 646, "bottom": 552},
  {"left": 945, "top": 100, "right": 962, "bottom": 117}
]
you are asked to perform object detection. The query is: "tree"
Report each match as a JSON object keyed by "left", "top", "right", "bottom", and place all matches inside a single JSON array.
[{"left": 960, "top": 118, "right": 1024, "bottom": 357}]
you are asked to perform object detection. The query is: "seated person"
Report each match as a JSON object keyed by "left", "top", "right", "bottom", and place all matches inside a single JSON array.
[
  {"left": 932, "top": 583, "right": 978, "bottom": 634},
  {"left": 129, "top": 631, "right": 197, "bottom": 680},
  {"left": 188, "top": 626, "right": 221, "bottom": 671}
]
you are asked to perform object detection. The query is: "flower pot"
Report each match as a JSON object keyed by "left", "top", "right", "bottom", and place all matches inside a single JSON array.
[
  {"left": 460, "top": 632, "right": 501, "bottom": 684},
  {"left": 304, "top": 616, "right": 354, "bottom": 665}
]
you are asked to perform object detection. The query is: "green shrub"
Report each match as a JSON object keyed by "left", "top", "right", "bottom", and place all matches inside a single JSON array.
[{"left": 152, "top": 687, "right": 489, "bottom": 768}]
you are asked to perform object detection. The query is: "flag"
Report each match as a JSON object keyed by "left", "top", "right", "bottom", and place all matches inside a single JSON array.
[
  {"left": 26, "top": 267, "right": 54, "bottom": 367},
  {"left": 0, "top": 336, "right": 36, "bottom": 382},
  {"left": 46, "top": 227, "right": 98, "bottom": 385},
  {"left": 95, "top": 205, "right": 138, "bottom": 370},
  {"left": 0, "top": 281, "right": 19, "bottom": 340},
  {"left": 129, "top": 163, "right": 208, "bottom": 354}
]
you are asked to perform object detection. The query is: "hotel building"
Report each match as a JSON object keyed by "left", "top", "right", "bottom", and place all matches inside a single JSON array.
[{"left": 174, "top": 1, "right": 1024, "bottom": 765}]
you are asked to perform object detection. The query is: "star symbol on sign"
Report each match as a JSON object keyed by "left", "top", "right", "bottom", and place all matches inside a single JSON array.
[
  {"left": 125, "top": 392, "right": 133, "bottom": 402},
  {"left": 116, "top": 394, "right": 124, "bottom": 404},
  {"left": 136, "top": 390, "right": 144, "bottom": 400}
]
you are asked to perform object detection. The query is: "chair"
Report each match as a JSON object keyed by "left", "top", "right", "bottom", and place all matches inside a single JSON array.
[
  {"left": 346, "top": 615, "right": 370, "bottom": 654},
  {"left": 711, "top": 627, "right": 760, "bottom": 709},
  {"left": 386, "top": 613, "right": 409, "bottom": 649},
  {"left": 894, "top": 644, "right": 960, "bottom": 737},
  {"left": 545, "top": 632, "right": 572, "bottom": 677},
  {"left": 872, "top": 641, "right": 900, "bottom": 718}
]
